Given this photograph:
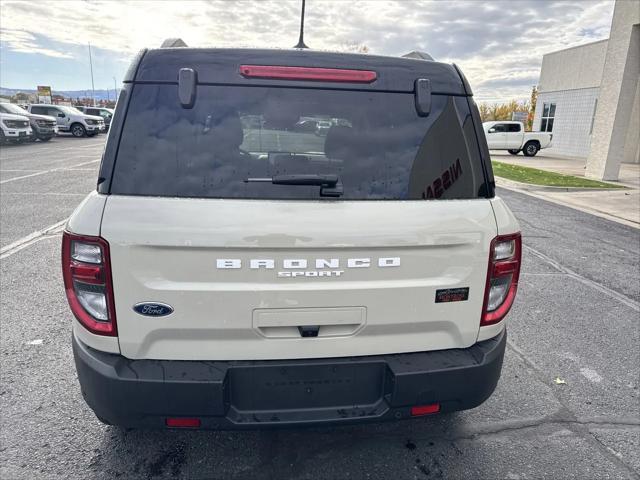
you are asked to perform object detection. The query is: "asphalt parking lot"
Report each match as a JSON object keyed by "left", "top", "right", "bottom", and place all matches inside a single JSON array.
[{"left": 1, "top": 136, "right": 639, "bottom": 479}]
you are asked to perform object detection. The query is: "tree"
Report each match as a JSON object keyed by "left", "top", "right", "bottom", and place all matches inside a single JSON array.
[{"left": 478, "top": 99, "right": 530, "bottom": 126}]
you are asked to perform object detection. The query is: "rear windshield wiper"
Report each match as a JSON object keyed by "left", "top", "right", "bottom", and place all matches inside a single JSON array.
[{"left": 244, "top": 174, "right": 343, "bottom": 197}]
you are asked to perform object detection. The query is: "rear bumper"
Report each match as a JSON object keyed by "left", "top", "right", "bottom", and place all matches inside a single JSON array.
[{"left": 73, "top": 330, "right": 506, "bottom": 429}]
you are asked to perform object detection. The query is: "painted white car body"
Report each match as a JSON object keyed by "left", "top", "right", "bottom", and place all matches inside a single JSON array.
[
  {"left": 67, "top": 191, "right": 519, "bottom": 360},
  {"left": 483, "top": 121, "right": 552, "bottom": 155},
  {"left": 0, "top": 112, "right": 32, "bottom": 142},
  {"left": 27, "top": 104, "right": 104, "bottom": 136}
]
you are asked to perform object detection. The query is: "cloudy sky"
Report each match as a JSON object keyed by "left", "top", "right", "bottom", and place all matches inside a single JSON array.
[{"left": 0, "top": 0, "right": 615, "bottom": 103}]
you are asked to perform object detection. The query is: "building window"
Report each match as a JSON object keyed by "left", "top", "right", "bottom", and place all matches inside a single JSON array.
[
  {"left": 589, "top": 99, "right": 598, "bottom": 135},
  {"left": 541, "top": 102, "right": 556, "bottom": 132}
]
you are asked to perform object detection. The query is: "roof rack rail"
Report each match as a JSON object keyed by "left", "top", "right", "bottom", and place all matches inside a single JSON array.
[{"left": 161, "top": 38, "right": 188, "bottom": 48}]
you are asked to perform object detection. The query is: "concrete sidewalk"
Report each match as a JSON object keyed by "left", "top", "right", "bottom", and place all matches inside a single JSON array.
[{"left": 491, "top": 152, "right": 640, "bottom": 227}]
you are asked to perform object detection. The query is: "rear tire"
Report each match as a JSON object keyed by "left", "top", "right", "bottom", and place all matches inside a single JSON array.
[
  {"left": 71, "top": 123, "right": 86, "bottom": 138},
  {"left": 523, "top": 141, "right": 539, "bottom": 157},
  {"left": 508, "top": 149, "right": 520, "bottom": 155}
]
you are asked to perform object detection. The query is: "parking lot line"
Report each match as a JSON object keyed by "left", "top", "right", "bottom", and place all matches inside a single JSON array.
[
  {"left": 0, "top": 219, "right": 66, "bottom": 259},
  {"left": 525, "top": 244, "right": 640, "bottom": 312},
  {"left": 0, "top": 159, "right": 100, "bottom": 184},
  {"left": 2, "top": 192, "right": 87, "bottom": 195}
]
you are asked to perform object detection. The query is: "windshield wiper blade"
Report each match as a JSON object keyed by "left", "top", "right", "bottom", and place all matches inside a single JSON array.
[
  {"left": 245, "top": 174, "right": 339, "bottom": 186},
  {"left": 244, "top": 174, "right": 343, "bottom": 197}
]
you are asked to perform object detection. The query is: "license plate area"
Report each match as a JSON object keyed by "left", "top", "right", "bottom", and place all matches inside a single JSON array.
[{"left": 229, "top": 362, "right": 385, "bottom": 412}]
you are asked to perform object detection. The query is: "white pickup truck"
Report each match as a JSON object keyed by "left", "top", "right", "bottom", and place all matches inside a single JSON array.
[{"left": 483, "top": 121, "right": 552, "bottom": 157}]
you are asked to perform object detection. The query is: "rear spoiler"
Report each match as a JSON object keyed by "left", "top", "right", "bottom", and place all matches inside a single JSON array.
[{"left": 123, "top": 48, "right": 470, "bottom": 96}]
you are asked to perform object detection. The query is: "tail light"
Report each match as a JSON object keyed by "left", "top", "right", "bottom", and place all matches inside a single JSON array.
[
  {"left": 62, "top": 232, "right": 117, "bottom": 336},
  {"left": 239, "top": 65, "right": 377, "bottom": 83},
  {"left": 481, "top": 233, "right": 522, "bottom": 326}
]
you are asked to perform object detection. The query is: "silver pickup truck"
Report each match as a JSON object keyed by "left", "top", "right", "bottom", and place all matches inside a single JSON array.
[{"left": 483, "top": 121, "right": 552, "bottom": 156}]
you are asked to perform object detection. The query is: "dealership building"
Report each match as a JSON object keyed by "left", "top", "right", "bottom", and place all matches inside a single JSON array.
[{"left": 533, "top": 0, "right": 639, "bottom": 180}]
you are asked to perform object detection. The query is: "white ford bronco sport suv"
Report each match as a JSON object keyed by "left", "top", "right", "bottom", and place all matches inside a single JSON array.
[{"left": 64, "top": 45, "right": 521, "bottom": 429}]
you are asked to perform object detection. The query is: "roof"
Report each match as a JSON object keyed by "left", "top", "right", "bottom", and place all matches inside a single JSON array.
[{"left": 125, "top": 48, "right": 469, "bottom": 95}]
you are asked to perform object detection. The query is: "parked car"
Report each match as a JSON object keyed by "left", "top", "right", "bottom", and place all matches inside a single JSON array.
[
  {"left": 482, "top": 121, "right": 552, "bottom": 157},
  {"left": 27, "top": 104, "right": 104, "bottom": 137},
  {"left": 64, "top": 42, "right": 521, "bottom": 430},
  {"left": 314, "top": 120, "right": 332, "bottom": 136},
  {"left": 0, "top": 111, "right": 32, "bottom": 144},
  {"left": 76, "top": 106, "right": 114, "bottom": 131},
  {"left": 293, "top": 118, "right": 318, "bottom": 133},
  {"left": 0, "top": 102, "right": 58, "bottom": 142}
]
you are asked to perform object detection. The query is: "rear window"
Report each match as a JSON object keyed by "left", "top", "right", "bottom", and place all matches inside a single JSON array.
[{"left": 111, "top": 85, "right": 487, "bottom": 200}]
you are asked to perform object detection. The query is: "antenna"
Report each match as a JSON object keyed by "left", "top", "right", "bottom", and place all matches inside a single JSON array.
[
  {"left": 293, "top": 0, "right": 308, "bottom": 49},
  {"left": 88, "top": 42, "right": 96, "bottom": 107}
]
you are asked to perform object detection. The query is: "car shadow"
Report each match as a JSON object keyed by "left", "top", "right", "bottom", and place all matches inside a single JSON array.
[{"left": 92, "top": 412, "right": 468, "bottom": 479}]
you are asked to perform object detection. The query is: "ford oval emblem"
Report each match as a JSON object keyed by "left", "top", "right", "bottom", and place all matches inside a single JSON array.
[{"left": 133, "top": 302, "right": 174, "bottom": 317}]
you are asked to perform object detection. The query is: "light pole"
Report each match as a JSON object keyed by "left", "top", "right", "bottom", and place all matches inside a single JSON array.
[
  {"left": 88, "top": 42, "right": 96, "bottom": 107},
  {"left": 113, "top": 77, "right": 118, "bottom": 102}
]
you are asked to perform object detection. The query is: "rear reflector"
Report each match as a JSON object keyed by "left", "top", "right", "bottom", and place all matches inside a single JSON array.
[
  {"left": 239, "top": 65, "right": 377, "bottom": 83},
  {"left": 166, "top": 417, "right": 201, "bottom": 428},
  {"left": 411, "top": 404, "right": 441, "bottom": 416}
]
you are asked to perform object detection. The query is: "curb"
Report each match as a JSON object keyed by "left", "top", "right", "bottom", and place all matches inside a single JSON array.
[
  {"left": 494, "top": 176, "right": 626, "bottom": 192},
  {"left": 495, "top": 180, "right": 640, "bottom": 229}
]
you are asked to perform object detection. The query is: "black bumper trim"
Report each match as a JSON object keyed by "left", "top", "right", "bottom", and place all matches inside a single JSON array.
[{"left": 73, "top": 331, "right": 506, "bottom": 429}]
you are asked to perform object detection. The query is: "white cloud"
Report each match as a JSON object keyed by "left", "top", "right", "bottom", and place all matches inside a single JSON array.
[
  {"left": 0, "top": 28, "right": 73, "bottom": 58},
  {"left": 0, "top": 0, "right": 616, "bottom": 102}
]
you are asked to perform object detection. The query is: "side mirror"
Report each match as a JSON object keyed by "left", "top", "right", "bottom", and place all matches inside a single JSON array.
[
  {"left": 488, "top": 128, "right": 496, "bottom": 133},
  {"left": 58, "top": 113, "right": 65, "bottom": 118}
]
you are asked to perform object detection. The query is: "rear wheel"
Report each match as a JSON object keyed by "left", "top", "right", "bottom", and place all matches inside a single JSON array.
[
  {"left": 508, "top": 149, "right": 520, "bottom": 155},
  {"left": 71, "top": 123, "right": 86, "bottom": 137},
  {"left": 523, "top": 141, "right": 539, "bottom": 157}
]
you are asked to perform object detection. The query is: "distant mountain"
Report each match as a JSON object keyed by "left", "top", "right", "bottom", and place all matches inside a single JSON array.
[{"left": 0, "top": 87, "right": 119, "bottom": 101}]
